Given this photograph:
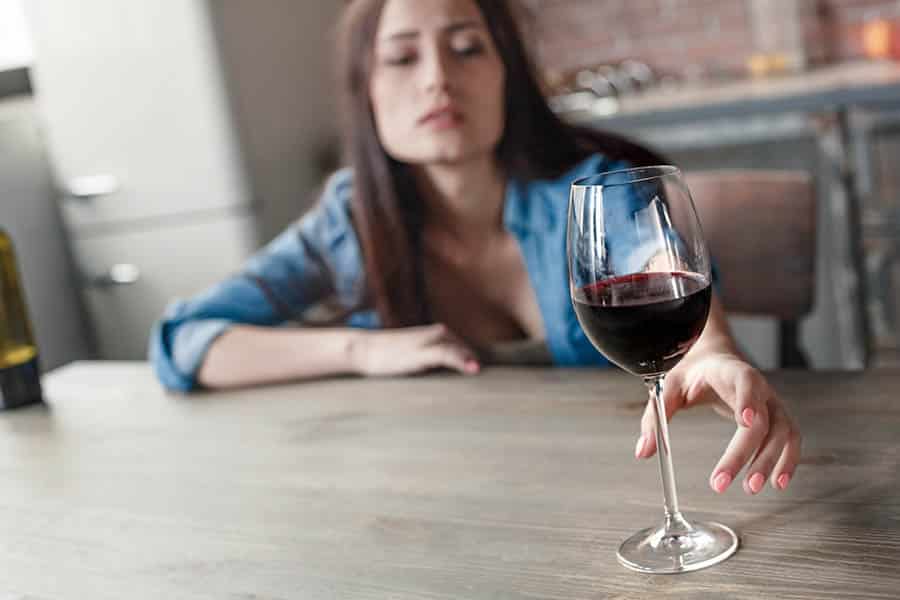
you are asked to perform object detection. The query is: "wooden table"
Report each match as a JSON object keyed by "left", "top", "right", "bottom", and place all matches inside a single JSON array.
[{"left": 1, "top": 362, "right": 898, "bottom": 599}]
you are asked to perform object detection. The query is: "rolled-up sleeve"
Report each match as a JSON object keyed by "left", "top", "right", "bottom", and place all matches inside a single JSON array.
[{"left": 149, "top": 169, "right": 363, "bottom": 391}]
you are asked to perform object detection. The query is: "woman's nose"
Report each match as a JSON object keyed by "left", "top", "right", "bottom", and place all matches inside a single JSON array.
[{"left": 422, "top": 47, "right": 453, "bottom": 93}]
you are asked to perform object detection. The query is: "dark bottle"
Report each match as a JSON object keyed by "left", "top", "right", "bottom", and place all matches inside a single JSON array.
[{"left": 0, "top": 228, "right": 43, "bottom": 409}]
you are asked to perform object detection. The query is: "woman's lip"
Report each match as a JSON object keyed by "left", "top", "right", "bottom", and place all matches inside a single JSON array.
[{"left": 419, "top": 107, "right": 464, "bottom": 126}]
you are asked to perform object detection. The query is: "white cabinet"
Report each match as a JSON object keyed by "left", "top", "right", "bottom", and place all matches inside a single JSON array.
[
  {"left": 25, "top": 0, "right": 252, "bottom": 228},
  {"left": 23, "top": 0, "right": 259, "bottom": 359},
  {"left": 75, "top": 213, "right": 257, "bottom": 359},
  {"left": 22, "top": 0, "right": 341, "bottom": 360}
]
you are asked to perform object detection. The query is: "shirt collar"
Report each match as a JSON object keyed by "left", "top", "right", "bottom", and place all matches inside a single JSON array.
[{"left": 502, "top": 154, "right": 608, "bottom": 236}]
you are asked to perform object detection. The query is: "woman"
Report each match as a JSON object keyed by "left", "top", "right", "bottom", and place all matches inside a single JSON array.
[{"left": 150, "top": 0, "right": 800, "bottom": 496}]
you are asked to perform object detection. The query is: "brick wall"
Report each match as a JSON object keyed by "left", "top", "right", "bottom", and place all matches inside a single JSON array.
[
  {"left": 830, "top": 0, "right": 900, "bottom": 59},
  {"left": 527, "top": 0, "right": 900, "bottom": 81}
]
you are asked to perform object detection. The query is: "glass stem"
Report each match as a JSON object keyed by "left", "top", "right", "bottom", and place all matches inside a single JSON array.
[{"left": 646, "top": 375, "right": 692, "bottom": 535}]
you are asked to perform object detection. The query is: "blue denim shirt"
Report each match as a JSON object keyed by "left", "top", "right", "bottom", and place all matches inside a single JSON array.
[{"left": 150, "top": 153, "right": 655, "bottom": 391}]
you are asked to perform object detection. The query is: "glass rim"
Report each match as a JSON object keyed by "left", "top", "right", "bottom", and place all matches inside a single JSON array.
[{"left": 571, "top": 165, "right": 681, "bottom": 189}]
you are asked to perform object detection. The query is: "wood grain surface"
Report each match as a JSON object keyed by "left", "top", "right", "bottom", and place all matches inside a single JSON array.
[{"left": 0, "top": 362, "right": 897, "bottom": 599}]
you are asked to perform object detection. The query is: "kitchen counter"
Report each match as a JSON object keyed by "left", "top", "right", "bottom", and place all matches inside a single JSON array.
[{"left": 570, "top": 60, "right": 900, "bottom": 129}]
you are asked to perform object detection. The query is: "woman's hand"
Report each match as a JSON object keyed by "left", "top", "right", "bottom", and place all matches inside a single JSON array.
[
  {"left": 351, "top": 323, "right": 481, "bottom": 377},
  {"left": 634, "top": 351, "right": 801, "bottom": 495}
]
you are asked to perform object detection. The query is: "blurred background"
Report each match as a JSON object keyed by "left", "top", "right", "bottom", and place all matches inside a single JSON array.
[{"left": 2, "top": 0, "right": 900, "bottom": 373}]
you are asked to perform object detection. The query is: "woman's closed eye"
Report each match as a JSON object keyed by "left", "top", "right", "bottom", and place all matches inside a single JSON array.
[
  {"left": 382, "top": 51, "right": 417, "bottom": 67},
  {"left": 380, "top": 38, "right": 486, "bottom": 68},
  {"left": 452, "top": 41, "right": 484, "bottom": 58}
]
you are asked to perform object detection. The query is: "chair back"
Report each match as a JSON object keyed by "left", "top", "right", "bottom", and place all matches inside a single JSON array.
[
  {"left": 686, "top": 170, "right": 817, "bottom": 367},
  {"left": 686, "top": 170, "right": 816, "bottom": 321}
]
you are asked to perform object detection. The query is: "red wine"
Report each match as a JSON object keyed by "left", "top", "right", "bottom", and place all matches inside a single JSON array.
[{"left": 573, "top": 272, "right": 711, "bottom": 377}]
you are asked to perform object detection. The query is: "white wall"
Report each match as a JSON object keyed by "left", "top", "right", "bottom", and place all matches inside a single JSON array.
[
  {"left": 0, "top": 0, "right": 33, "bottom": 70},
  {"left": 0, "top": 97, "right": 93, "bottom": 370},
  {"left": 209, "top": 1, "right": 343, "bottom": 243}
]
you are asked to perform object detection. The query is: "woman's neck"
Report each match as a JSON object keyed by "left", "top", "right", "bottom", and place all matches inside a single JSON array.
[{"left": 414, "top": 156, "right": 506, "bottom": 243}]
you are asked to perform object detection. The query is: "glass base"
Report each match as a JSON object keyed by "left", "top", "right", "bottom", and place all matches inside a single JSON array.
[{"left": 617, "top": 520, "right": 739, "bottom": 574}]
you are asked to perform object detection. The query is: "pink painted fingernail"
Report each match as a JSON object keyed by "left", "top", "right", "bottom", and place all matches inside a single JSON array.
[
  {"left": 465, "top": 360, "right": 480, "bottom": 374},
  {"left": 634, "top": 435, "right": 647, "bottom": 458},
  {"left": 777, "top": 473, "right": 791, "bottom": 490},
  {"left": 713, "top": 472, "right": 732, "bottom": 494},
  {"left": 748, "top": 473, "right": 765, "bottom": 494},
  {"left": 742, "top": 408, "right": 756, "bottom": 427}
]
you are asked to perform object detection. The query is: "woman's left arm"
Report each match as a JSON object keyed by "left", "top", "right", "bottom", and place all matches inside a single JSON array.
[{"left": 633, "top": 292, "right": 802, "bottom": 495}]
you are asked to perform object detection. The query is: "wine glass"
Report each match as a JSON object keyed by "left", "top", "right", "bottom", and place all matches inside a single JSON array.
[{"left": 567, "top": 165, "right": 738, "bottom": 574}]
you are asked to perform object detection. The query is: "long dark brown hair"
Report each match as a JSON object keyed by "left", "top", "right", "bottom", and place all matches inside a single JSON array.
[{"left": 337, "top": 0, "right": 665, "bottom": 327}]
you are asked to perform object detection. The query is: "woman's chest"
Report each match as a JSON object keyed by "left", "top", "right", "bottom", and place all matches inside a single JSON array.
[{"left": 424, "top": 233, "right": 545, "bottom": 348}]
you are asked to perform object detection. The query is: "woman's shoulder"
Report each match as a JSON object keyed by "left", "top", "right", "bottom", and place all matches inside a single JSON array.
[
  {"left": 318, "top": 167, "right": 355, "bottom": 211},
  {"left": 556, "top": 153, "right": 633, "bottom": 188},
  {"left": 298, "top": 167, "right": 356, "bottom": 236},
  {"left": 507, "top": 154, "right": 632, "bottom": 232},
  {"left": 522, "top": 153, "right": 632, "bottom": 196},
  {"left": 267, "top": 167, "right": 357, "bottom": 251}
]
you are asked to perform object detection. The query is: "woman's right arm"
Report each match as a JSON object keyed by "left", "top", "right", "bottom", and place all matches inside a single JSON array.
[
  {"left": 196, "top": 322, "right": 480, "bottom": 389},
  {"left": 195, "top": 325, "right": 362, "bottom": 389},
  {"left": 149, "top": 170, "right": 478, "bottom": 391}
]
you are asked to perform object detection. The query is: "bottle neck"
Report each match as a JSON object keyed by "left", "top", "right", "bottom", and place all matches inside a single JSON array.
[{"left": 0, "top": 228, "right": 39, "bottom": 356}]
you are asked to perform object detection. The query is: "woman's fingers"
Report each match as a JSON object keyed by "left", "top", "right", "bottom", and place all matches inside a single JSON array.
[
  {"left": 770, "top": 425, "right": 802, "bottom": 491},
  {"left": 420, "top": 341, "right": 479, "bottom": 375},
  {"left": 636, "top": 398, "right": 657, "bottom": 458},
  {"left": 703, "top": 364, "right": 770, "bottom": 431},
  {"left": 419, "top": 323, "right": 451, "bottom": 344},
  {"left": 419, "top": 324, "right": 479, "bottom": 365},
  {"left": 635, "top": 372, "right": 686, "bottom": 459},
  {"left": 410, "top": 324, "right": 479, "bottom": 372},
  {"left": 741, "top": 408, "right": 793, "bottom": 494},
  {"left": 632, "top": 355, "right": 800, "bottom": 497},
  {"left": 360, "top": 324, "right": 480, "bottom": 376},
  {"left": 709, "top": 395, "right": 772, "bottom": 493}
]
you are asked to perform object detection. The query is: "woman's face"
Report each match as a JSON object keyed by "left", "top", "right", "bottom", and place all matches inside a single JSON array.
[{"left": 369, "top": 0, "right": 506, "bottom": 165}]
